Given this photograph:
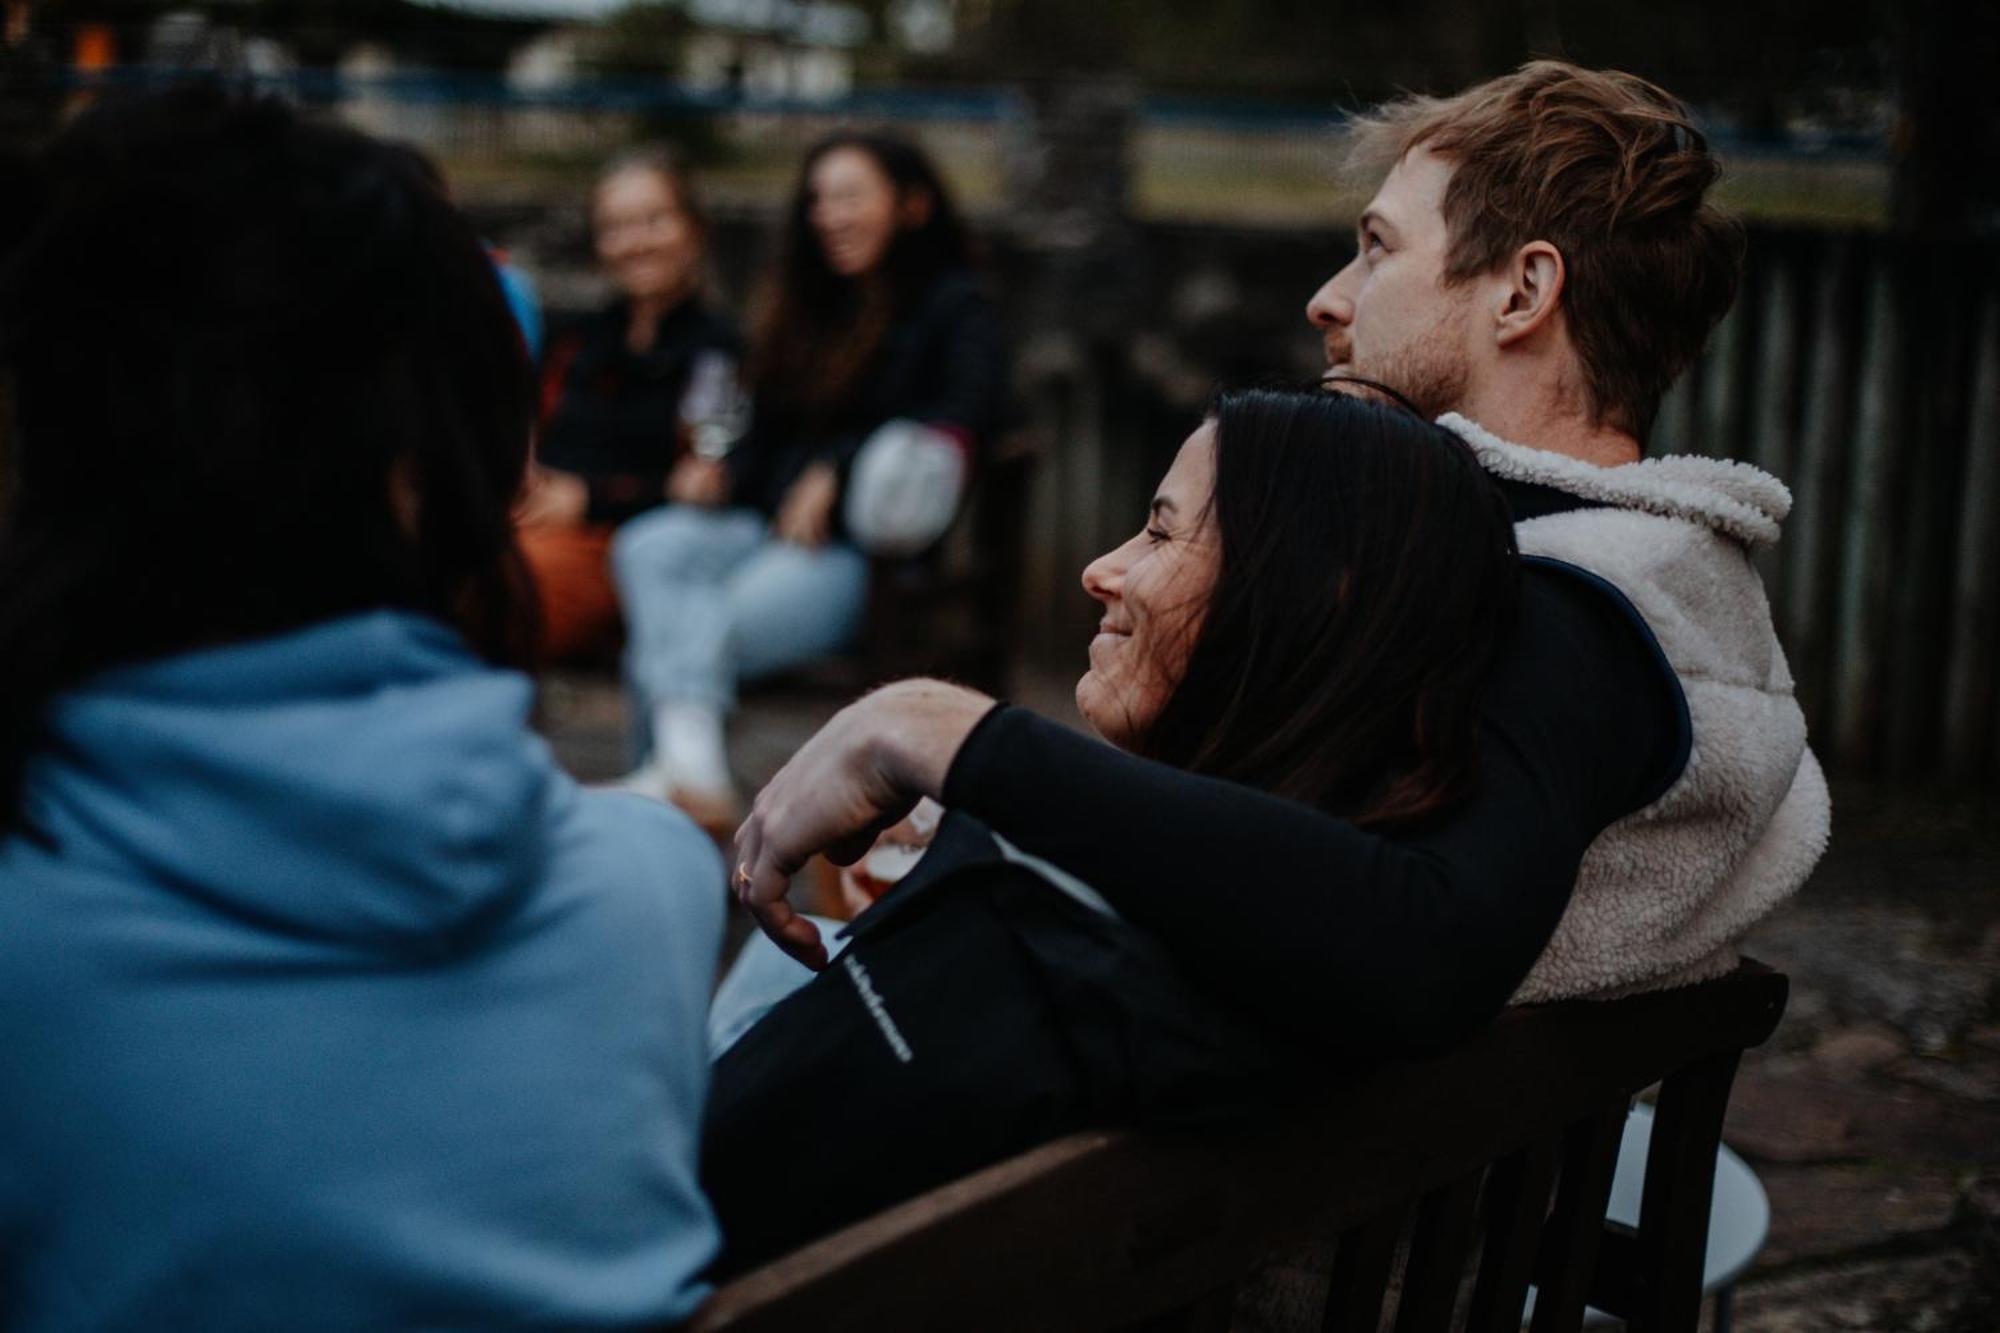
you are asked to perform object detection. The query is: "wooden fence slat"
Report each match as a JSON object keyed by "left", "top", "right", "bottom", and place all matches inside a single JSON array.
[
  {"left": 1019, "top": 364, "right": 1073, "bottom": 662},
  {"left": 1782, "top": 239, "right": 1860, "bottom": 738},
  {"left": 1749, "top": 252, "right": 1801, "bottom": 592},
  {"left": 1944, "top": 290, "right": 2000, "bottom": 780},
  {"left": 1700, "top": 300, "right": 1747, "bottom": 459},
  {"left": 1653, "top": 376, "right": 1692, "bottom": 456},
  {"left": 1883, "top": 251, "right": 1977, "bottom": 779},
  {"left": 1749, "top": 251, "right": 1800, "bottom": 482},
  {"left": 1832, "top": 255, "right": 1904, "bottom": 766}
]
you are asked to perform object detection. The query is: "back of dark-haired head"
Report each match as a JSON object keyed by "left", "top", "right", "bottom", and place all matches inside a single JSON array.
[
  {"left": 0, "top": 83, "right": 537, "bottom": 830},
  {"left": 1141, "top": 388, "right": 1519, "bottom": 828},
  {"left": 748, "top": 131, "right": 973, "bottom": 418}
]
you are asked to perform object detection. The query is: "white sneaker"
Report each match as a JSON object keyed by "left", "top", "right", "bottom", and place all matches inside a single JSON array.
[{"left": 654, "top": 701, "right": 734, "bottom": 795}]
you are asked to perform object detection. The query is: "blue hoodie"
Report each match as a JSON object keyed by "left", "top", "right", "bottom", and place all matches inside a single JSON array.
[{"left": 0, "top": 612, "right": 725, "bottom": 1330}]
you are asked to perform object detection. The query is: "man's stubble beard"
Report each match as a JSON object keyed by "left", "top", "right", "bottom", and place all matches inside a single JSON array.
[{"left": 1340, "top": 305, "right": 1473, "bottom": 421}]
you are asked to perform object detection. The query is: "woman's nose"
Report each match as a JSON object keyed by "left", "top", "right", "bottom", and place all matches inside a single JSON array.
[
  {"left": 1081, "top": 541, "right": 1131, "bottom": 603},
  {"left": 1081, "top": 550, "right": 1119, "bottom": 603}
]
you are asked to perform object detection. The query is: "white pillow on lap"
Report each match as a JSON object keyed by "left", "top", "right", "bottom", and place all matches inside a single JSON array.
[{"left": 843, "top": 419, "right": 967, "bottom": 558}]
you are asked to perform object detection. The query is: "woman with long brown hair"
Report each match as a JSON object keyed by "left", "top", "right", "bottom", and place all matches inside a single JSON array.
[
  {"left": 609, "top": 131, "right": 1008, "bottom": 829},
  {"left": 700, "top": 383, "right": 1532, "bottom": 1268}
]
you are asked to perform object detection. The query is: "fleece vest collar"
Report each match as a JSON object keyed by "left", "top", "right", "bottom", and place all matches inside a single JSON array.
[{"left": 1440, "top": 415, "right": 1832, "bottom": 1003}]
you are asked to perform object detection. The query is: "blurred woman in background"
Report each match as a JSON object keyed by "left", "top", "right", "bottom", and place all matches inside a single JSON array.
[
  {"left": 610, "top": 131, "right": 1009, "bottom": 829},
  {"left": 522, "top": 145, "right": 741, "bottom": 664}
]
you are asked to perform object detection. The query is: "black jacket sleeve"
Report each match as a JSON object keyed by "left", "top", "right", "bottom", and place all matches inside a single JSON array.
[
  {"left": 824, "top": 275, "right": 1010, "bottom": 486},
  {"left": 732, "top": 271, "right": 1011, "bottom": 522},
  {"left": 941, "top": 561, "right": 1687, "bottom": 1059},
  {"left": 894, "top": 276, "right": 1010, "bottom": 447}
]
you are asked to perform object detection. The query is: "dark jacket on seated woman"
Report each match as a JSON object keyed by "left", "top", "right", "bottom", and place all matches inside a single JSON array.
[
  {"left": 538, "top": 297, "right": 740, "bottom": 524},
  {"left": 726, "top": 267, "right": 1007, "bottom": 536}
]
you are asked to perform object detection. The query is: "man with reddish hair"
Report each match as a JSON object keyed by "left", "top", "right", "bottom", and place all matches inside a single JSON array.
[
  {"left": 1309, "top": 61, "right": 1744, "bottom": 467},
  {"left": 728, "top": 63, "right": 1826, "bottom": 1056}
]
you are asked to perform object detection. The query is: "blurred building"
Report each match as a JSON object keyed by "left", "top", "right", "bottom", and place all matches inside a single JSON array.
[{"left": 678, "top": 0, "right": 868, "bottom": 102}]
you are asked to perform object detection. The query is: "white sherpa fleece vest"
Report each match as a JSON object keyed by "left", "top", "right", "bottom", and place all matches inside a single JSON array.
[{"left": 1439, "top": 414, "right": 1832, "bottom": 1003}]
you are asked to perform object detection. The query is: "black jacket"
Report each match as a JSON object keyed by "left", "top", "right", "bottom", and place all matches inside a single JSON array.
[
  {"left": 728, "top": 269, "right": 1010, "bottom": 529},
  {"left": 537, "top": 298, "right": 741, "bottom": 524},
  {"left": 701, "top": 812, "right": 1298, "bottom": 1273}
]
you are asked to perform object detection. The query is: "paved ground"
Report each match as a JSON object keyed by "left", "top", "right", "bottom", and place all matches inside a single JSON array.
[
  {"left": 1720, "top": 782, "right": 2000, "bottom": 1330},
  {"left": 537, "top": 667, "right": 2000, "bottom": 1330}
]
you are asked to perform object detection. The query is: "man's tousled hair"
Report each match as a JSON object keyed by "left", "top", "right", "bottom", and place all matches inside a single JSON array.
[{"left": 1349, "top": 60, "right": 1745, "bottom": 441}]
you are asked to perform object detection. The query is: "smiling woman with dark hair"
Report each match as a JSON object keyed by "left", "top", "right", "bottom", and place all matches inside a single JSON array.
[
  {"left": 0, "top": 86, "right": 726, "bottom": 1330},
  {"left": 608, "top": 131, "right": 1009, "bottom": 830},
  {"left": 1097, "top": 386, "right": 1514, "bottom": 827},
  {"left": 699, "top": 384, "right": 1525, "bottom": 1269}
]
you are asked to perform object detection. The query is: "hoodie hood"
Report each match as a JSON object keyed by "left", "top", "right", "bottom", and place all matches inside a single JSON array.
[
  {"left": 1438, "top": 412, "right": 1793, "bottom": 548},
  {"left": 24, "top": 611, "right": 554, "bottom": 955}
]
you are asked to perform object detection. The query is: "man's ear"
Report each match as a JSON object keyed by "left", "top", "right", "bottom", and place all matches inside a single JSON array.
[{"left": 1494, "top": 240, "right": 1565, "bottom": 348}]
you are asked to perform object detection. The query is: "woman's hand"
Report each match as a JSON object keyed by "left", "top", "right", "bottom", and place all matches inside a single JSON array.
[
  {"left": 772, "top": 462, "right": 839, "bottom": 548},
  {"left": 667, "top": 456, "right": 729, "bottom": 507},
  {"left": 733, "top": 681, "right": 996, "bottom": 968},
  {"left": 516, "top": 467, "right": 589, "bottom": 528}
]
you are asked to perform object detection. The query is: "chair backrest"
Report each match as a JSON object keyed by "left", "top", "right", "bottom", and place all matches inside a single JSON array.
[
  {"left": 854, "top": 431, "right": 1043, "bottom": 693},
  {"left": 689, "top": 959, "right": 1787, "bottom": 1333}
]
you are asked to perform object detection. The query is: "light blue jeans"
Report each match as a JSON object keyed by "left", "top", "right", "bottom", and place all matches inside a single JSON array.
[
  {"left": 611, "top": 506, "right": 870, "bottom": 714},
  {"left": 707, "top": 916, "right": 850, "bottom": 1059}
]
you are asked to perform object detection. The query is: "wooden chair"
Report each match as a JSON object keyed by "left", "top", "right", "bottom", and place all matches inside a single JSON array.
[
  {"left": 689, "top": 959, "right": 1787, "bottom": 1333},
  {"left": 776, "top": 431, "right": 1042, "bottom": 700}
]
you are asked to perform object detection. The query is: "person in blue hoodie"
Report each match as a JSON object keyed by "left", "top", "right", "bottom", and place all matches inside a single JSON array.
[{"left": 0, "top": 85, "right": 726, "bottom": 1330}]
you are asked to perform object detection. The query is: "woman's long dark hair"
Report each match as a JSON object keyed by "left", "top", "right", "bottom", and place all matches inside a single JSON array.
[
  {"left": 748, "top": 131, "right": 973, "bottom": 420},
  {"left": 1139, "top": 387, "right": 1519, "bottom": 829},
  {"left": 0, "top": 84, "right": 538, "bottom": 831}
]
